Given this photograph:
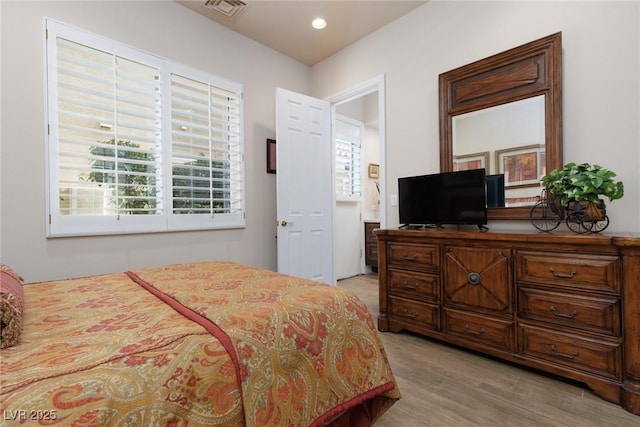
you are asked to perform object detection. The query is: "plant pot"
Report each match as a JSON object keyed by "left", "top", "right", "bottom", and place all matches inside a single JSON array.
[{"left": 567, "top": 199, "right": 606, "bottom": 222}]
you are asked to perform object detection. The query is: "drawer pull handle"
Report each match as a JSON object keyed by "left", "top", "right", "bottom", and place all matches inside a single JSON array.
[
  {"left": 402, "top": 309, "right": 418, "bottom": 319},
  {"left": 550, "top": 345, "right": 579, "bottom": 360},
  {"left": 464, "top": 324, "right": 485, "bottom": 336},
  {"left": 403, "top": 254, "right": 416, "bottom": 261},
  {"left": 549, "top": 306, "right": 578, "bottom": 319},
  {"left": 402, "top": 280, "right": 418, "bottom": 290},
  {"left": 549, "top": 268, "right": 577, "bottom": 279}
]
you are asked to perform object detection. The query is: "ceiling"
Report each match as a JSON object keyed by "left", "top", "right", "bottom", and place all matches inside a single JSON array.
[{"left": 176, "top": 0, "right": 427, "bottom": 66}]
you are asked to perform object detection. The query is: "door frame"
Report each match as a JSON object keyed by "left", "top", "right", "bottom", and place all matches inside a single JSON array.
[{"left": 326, "top": 75, "right": 386, "bottom": 275}]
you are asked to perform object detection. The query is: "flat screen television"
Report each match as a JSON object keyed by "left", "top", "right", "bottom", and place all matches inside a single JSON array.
[
  {"left": 485, "top": 174, "right": 505, "bottom": 208},
  {"left": 398, "top": 168, "right": 487, "bottom": 227}
]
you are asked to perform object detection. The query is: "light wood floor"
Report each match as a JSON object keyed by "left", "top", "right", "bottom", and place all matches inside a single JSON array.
[{"left": 337, "top": 274, "right": 640, "bottom": 427}]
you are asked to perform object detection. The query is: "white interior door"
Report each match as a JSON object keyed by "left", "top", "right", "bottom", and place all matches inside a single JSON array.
[{"left": 276, "top": 88, "right": 333, "bottom": 284}]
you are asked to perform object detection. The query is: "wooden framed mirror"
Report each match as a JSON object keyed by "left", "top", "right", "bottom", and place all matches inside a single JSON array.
[{"left": 439, "top": 32, "right": 562, "bottom": 220}]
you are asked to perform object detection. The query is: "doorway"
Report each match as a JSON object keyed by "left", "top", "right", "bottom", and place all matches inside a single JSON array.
[{"left": 328, "top": 76, "right": 385, "bottom": 280}]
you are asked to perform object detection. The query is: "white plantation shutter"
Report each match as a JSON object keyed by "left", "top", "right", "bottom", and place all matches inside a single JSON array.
[
  {"left": 335, "top": 136, "right": 362, "bottom": 199},
  {"left": 57, "top": 49, "right": 162, "bottom": 216},
  {"left": 55, "top": 37, "right": 119, "bottom": 217},
  {"left": 46, "top": 19, "right": 244, "bottom": 237},
  {"left": 335, "top": 115, "right": 363, "bottom": 201},
  {"left": 111, "top": 55, "right": 163, "bottom": 215},
  {"left": 169, "top": 73, "right": 243, "bottom": 218}
]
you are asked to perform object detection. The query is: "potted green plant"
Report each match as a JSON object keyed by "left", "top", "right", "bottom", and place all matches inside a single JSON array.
[
  {"left": 541, "top": 162, "right": 624, "bottom": 204},
  {"left": 540, "top": 162, "right": 624, "bottom": 224}
]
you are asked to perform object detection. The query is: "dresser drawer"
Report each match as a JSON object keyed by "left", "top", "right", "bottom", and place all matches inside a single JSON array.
[
  {"left": 389, "top": 296, "right": 440, "bottom": 330},
  {"left": 516, "top": 251, "right": 620, "bottom": 293},
  {"left": 444, "top": 309, "right": 515, "bottom": 352},
  {"left": 519, "top": 324, "right": 622, "bottom": 380},
  {"left": 518, "top": 287, "right": 620, "bottom": 336},
  {"left": 388, "top": 243, "right": 439, "bottom": 271},
  {"left": 389, "top": 269, "right": 439, "bottom": 302}
]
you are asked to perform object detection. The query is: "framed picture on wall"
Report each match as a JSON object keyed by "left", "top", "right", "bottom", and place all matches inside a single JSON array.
[
  {"left": 266, "top": 138, "right": 276, "bottom": 174},
  {"left": 453, "top": 151, "right": 489, "bottom": 171},
  {"left": 495, "top": 144, "right": 544, "bottom": 188},
  {"left": 368, "top": 163, "right": 379, "bottom": 179}
]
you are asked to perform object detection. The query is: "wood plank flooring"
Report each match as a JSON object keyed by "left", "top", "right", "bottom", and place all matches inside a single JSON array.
[{"left": 338, "top": 274, "right": 640, "bottom": 427}]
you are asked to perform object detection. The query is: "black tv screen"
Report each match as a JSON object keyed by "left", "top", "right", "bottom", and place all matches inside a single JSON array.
[
  {"left": 398, "top": 169, "right": 487, "bottom": 227},
  {"left": 486, "top": 174, "right": 505, "bottom": 207}
]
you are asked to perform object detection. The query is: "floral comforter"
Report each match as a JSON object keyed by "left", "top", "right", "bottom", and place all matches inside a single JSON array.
[{"left": 1, "top": 261, "right": 399, "bottom": 426}]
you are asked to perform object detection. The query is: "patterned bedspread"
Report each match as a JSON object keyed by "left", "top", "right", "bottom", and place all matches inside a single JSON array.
[{"left": 1, "top": 262, "right": 399, "bottom": 426}]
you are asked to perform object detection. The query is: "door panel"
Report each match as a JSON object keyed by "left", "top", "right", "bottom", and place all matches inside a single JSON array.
[{"left": 276, "top": 88, "right": 333, "bottom": 284}]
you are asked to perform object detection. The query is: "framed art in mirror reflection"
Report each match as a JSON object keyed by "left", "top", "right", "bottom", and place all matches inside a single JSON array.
[
  {"left": 495, "top": 144, "right": 545, "bottom": 188},
  {"left": 453, "top": 151, "right": 489, "bottom": 172}
]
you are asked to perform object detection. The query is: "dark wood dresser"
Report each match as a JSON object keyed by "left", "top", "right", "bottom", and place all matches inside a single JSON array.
[
  {"left": 364, "top": 221, "right": 380, "bottom": 271},
  {"left": 375, "top": 228, "right": 640, "bottom": 415}
]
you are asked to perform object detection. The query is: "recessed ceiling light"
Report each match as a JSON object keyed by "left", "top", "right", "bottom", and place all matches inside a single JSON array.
[{"left": 312, "top": 18, "right": 327, "bottom": 30}]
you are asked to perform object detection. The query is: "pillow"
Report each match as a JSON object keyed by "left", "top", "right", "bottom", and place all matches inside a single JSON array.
[{"left": 1, "top": 264, "right": 25, "bottom": 349}]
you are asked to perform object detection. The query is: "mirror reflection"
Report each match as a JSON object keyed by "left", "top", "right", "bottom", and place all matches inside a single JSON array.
[{"left": 452, "top": 95, "right": 545, "bottom": 207}]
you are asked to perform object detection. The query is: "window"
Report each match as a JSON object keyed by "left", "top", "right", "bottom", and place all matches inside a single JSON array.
[
  {"left": 334, "top": 115, "right": 362, "bottom": 201},
  {"left": 45, "top": 19, "right": 244, "bottom": 237}
]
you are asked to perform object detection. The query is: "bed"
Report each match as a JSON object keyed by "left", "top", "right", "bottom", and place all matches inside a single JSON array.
[{"left": 0, "top": 261, "right": 400, "bottom": 426}]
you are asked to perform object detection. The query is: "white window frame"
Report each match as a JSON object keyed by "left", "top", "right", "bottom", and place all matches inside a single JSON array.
[{"left": 45, "top": 18, "right": 245, "bottom": 237}]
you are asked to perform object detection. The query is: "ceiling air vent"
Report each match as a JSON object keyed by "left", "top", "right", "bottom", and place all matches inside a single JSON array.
[{"left": 204, "top": 0, "right": 247, "bottom": 20}]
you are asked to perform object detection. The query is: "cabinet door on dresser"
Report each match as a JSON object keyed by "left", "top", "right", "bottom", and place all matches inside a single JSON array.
[{"left": 443, "top": 246, "right": 513, "bottom": 315}]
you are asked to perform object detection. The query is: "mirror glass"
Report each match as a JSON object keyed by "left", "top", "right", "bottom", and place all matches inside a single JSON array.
[{"left": 452, "top": 95, "right": 545, "bottom": 207}]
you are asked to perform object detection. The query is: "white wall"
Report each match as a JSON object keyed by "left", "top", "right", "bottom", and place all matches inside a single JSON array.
[
  {"left": 0, "top": 1, "right": 310, "bottom": 281},
  {"left": 311, "top": 1, "right": 640, "bottom": 232}
]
